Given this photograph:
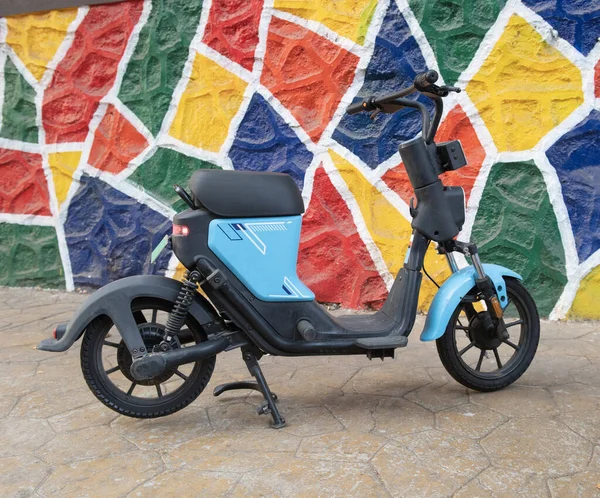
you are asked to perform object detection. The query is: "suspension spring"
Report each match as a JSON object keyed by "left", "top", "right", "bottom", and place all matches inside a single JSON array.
[{"left": 163, "top": 270, "right": 201, "bottom": 341}]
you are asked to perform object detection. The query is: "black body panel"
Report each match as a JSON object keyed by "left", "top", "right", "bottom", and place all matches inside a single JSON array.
[
  {"left": 172, "top": 208, "right": 428, "bottom": 355},
  {"left": 399, "top": 136, "right": 465, "bottom": 242},
  {"left": 189, "top": 170, "right": 305, "bottom": 217}
]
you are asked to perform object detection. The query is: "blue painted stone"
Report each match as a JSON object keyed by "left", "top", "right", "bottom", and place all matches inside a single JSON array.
[
  {"left": 65, "top": 175, "right": 172, "bottom": 288},
  {"left": 522, "top": 0, "right": 600, "bottom": 55},
  {"left": 332, "top": 1, "right": 432, "bottom": 168},
  {"left": 546, "top": 110, "right": 600, "bottom": 261},
  {"left": 229, "top": 93, "right": 314, "bottom": 190}
]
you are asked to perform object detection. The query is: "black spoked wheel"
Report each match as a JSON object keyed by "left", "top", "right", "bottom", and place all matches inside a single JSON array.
[
  {"left": 81, "top": 298, "right": 215, "bottom": 418},
  {"left": 436, "top": 278, "right": 540, "bottom": 392}
]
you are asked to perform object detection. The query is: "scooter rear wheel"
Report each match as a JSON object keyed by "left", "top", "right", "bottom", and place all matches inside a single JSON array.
[
  {"left": 436, "top": 278, "right": 539, "bottom": 392},
  {"left": 80, "top": 297, "right": 215, "bottom": 418}
]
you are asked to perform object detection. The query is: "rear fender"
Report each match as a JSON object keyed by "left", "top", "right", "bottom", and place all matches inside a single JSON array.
[
  {"left": 420, "top": 264, "right": 522, "bottom": 342},
  {"left": 37, "top": 275, "right": 220, "bottom": 352}
]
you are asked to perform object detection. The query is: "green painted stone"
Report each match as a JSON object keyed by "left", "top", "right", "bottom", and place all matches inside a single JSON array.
[
  {"left": 0, "top": 224, "right": 64, "bottom": 288},
  {"left": 118, "top": 0, "right": 204, "bottom": 136},
  {"left": 129, "top": 147, "right": 219, "bottom": 211},
  {"left": 471, "top": 161, "right": 567, "bottom": 317},
  {"left": 409, "top": 0, "right": 506, "bottom": 85},
  {"left": 1, "top": 58, "right": 38, "bottom": 143}
]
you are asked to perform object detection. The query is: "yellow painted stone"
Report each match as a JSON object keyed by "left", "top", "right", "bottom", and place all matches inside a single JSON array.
[
  {"left": 466, "top": 15, "right": 583, "bottom": 152},
  {"left": 330, "top": 151, "right": 451, "bottom": 310},
  {"left": 172, "top": 262, "right": 212, "bottom": 300},
  {"left": 173, "top": 262, "right": 188, "bottom": 281},
  {"left": 48, "top": 151, "right": 81, "bottom": 207},
  {"left": 169, "top": 52, "right": 247, "bottom": 152},
  {"left": 274, "top": 0, "right": 378, "bottom": 44},
  {"left": 6, "top": 8, "right": 78, "bottom": 81},
  {"left": 568, "top": 266, "right": 600, "bottom": 319}
]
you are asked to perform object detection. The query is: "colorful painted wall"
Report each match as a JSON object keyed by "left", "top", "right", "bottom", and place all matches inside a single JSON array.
[{"left": 0, "top": 0, "right": 598, "bottom": 319}]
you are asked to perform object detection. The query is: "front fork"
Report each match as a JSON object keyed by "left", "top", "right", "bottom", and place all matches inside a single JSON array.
[{"left": 439, "top": 240, "right": 508, "bottom": 340}]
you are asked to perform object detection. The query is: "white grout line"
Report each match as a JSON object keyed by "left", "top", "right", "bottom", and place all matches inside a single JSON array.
[
  {"left": 317, "top": 0, "right": 389, "bottom": 148},
  {"left": 217, "top": 80, "right": 256, "bottom": 168},
  {"left": 551, "top": 249, "right": 600, "bottom": 320},
  {"left": 80, "top": 163, "right": 176, "bottom": 219},
  {"left": 0, "top": 212, "right": 54, "bottom": 226},
  {"left": 254, "top": 84, "right": 323, "bottom": 156},
  {"left": 299, "top": 153, "right": 324, "bottom": 210},
  {"left": 157, "top": 134, "right": 222, "bottom": 164},
  {"left": 34, "top": 5, "right": 89, "bottom": 291},
  {"left": 271, "top": 8, "right": 364, "bottom": 56},
  {"left": 328, "top": 140, "right": 412, "bottom": 221},
  {"left": 114, "top": 142, "right": 158, "bottom": 181},
  {"left": 156, "top": 0, "right": 214, "bottom": 144},
  {"left": 396, "top": 0, "right": 441, "bottom": 81},
  {"left": 322, "top": 153, "right": 395, "bottom": 289},
  {"left": 251, "top": 0, "right": 274, "bottom": 78},
  {"left": 0, "top": 24, "right": 6, "bottom": 136},
  {"left": 194, "top": 41, "right": 255, "bottom": 84},
  {"left": 0, "top": 137, "right": 41, "bottom": 153},
  {"left": 457, "top": 154, "right": 497, "bottom": 244},
  {"left": 3, "top": 44, "right": 40, "bottom": 92},
  {"left": 0, "top": 0, "right": 597, "bottom": 318}
]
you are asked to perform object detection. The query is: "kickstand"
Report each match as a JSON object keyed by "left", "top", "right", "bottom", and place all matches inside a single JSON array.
[{"left": 212, "top": 348, "right": 285, "bottom": 429}]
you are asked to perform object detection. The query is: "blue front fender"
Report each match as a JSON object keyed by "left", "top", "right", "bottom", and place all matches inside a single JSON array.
[{"left": 420, "top": 264, "right": 522, "bottom": 342}]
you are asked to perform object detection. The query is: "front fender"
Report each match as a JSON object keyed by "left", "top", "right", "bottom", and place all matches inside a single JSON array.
[
  {"left": 420, "top": 264, "right": 522, "bottom": 342},
  {"left": 37, "top": 275, "right": 219, "bottom": 352}
]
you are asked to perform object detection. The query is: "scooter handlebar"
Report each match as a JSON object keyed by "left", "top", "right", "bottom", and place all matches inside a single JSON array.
[
  {"left": 413, "top": 70, "right": 438, "bottom": 90},
  {"left": 347, "top": 101, "right": 368, "bottom": 115}
]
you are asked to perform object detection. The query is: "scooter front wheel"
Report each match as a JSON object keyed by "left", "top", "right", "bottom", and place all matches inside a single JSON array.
[
  {"left": 80, "top": 297, "right": 216, "bottom": 418},
  {"left": 436, "top": 278, "right": 539, "bottom": 392}
]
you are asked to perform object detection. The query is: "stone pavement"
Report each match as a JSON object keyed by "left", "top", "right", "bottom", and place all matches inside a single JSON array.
[{"left": 1, "top": 286, "right": 600, "bottom": 497}]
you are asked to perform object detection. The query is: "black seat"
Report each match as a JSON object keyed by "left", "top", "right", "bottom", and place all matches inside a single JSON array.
[{"left": 189, "top": 170, "right": 305, "bottom": 218}]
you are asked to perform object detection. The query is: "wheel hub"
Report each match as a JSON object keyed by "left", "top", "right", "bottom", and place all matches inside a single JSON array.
[
  {"left": 468, "top": 312, "right": 502, "bottom": 350},
  {"left": 116, "top": 324, "right": 180, "bottom": 385}
]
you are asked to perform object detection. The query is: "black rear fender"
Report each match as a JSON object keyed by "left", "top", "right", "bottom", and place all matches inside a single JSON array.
[{"left": 37, "top": 275, "right": 220, "bottom": 353}]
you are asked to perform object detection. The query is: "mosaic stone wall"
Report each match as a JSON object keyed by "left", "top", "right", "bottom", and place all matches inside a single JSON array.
[{"left": 0, "top": 0, "right": 599, "bottom": 319}]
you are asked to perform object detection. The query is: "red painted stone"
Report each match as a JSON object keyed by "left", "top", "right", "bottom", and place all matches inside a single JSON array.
[
  {"left": 298, "top": 166, "right": 387, "bottom": 309},
  {"left": 261, "top": 17, "right": 359, "bottom": 143},
  {"left": 0, "top": 148, "right": 51, "bottom": 216},
  {"left": 202, "top": 0, "right": 263, "bottom": 71},
  {"left": 88, "top": 104, "right": 149, "bottom": 174},
  {"left": 595, "top": 59, "right": 600, "bottom": 98},
  {"left": 382, "top": 105, "right": 485, "bottom": 205},
  {"left": 42, "top": 1, "right": 143, "bottom": 144}
]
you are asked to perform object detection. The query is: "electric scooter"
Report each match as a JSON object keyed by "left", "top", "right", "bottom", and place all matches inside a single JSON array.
[{"left": 38, "top": 70, "right": 540, "bottom": 428}]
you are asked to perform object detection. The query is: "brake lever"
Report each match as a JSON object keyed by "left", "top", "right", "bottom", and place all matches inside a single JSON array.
[
  {"left": 369, "top": 109, "right": 381, "bottom": 120},
  {"left": 439, "top": 85, "right": 461, "bottom": 93}
]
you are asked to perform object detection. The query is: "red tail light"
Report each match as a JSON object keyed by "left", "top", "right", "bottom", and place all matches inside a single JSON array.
[{"left": 173, "top": 224, "right": 190, "bottom": 236}]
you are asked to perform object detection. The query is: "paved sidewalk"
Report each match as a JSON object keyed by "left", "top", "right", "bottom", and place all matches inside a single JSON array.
[{"left": 1, "top": 286, "right": 599, "bottom": 497}]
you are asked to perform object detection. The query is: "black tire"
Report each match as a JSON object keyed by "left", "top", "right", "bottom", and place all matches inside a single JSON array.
[
  {"left": 81, "top": 298, "right": 216, "bottom": 418},
  {"left": 436, "top": 278, "right": 539, "bottom": 392}
]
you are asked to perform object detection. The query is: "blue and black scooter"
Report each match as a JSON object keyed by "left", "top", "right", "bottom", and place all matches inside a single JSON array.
[{"left": 39, "top": 71, "right": 540, "bottom": 428}]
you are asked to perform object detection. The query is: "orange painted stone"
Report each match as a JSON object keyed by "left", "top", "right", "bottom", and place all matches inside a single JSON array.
[
  {"left": 382, "top": 105, "right": 485, "bottom": 205},
  {"left": 42, "top": 2, "right": 143, "bottom": 144},
  {"left": 261, "top": 17, "right": 359, "bottom": 143},
  {"left": 298, "top": 166, "right": 387, "bottom": 309},
  {"left": 0, "top": 148, "right": 51, "bottom": 216},
  {"left": 89, "top": 104, "right": 149, "bottom": 174}
]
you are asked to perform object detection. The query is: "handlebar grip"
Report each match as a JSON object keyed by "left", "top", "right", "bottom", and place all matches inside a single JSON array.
[
  {"left": 347, "top": 101, "right": 367, "bottom": 114},
  {"left": 414, "top": 70, "right": 438, "bottom": 89}
]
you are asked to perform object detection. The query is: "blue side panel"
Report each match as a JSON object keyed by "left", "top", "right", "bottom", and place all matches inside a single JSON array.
[
  {"left": 420, "top": 264, "right": 522, "bottom": 342},
  {"left": 208, "top": 216, "right": 315, "bottom": 302}
]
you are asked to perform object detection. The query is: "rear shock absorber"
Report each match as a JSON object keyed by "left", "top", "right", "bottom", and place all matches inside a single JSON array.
[{"left": 162, "top": 270, "right": 201, "bottom": 343}]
